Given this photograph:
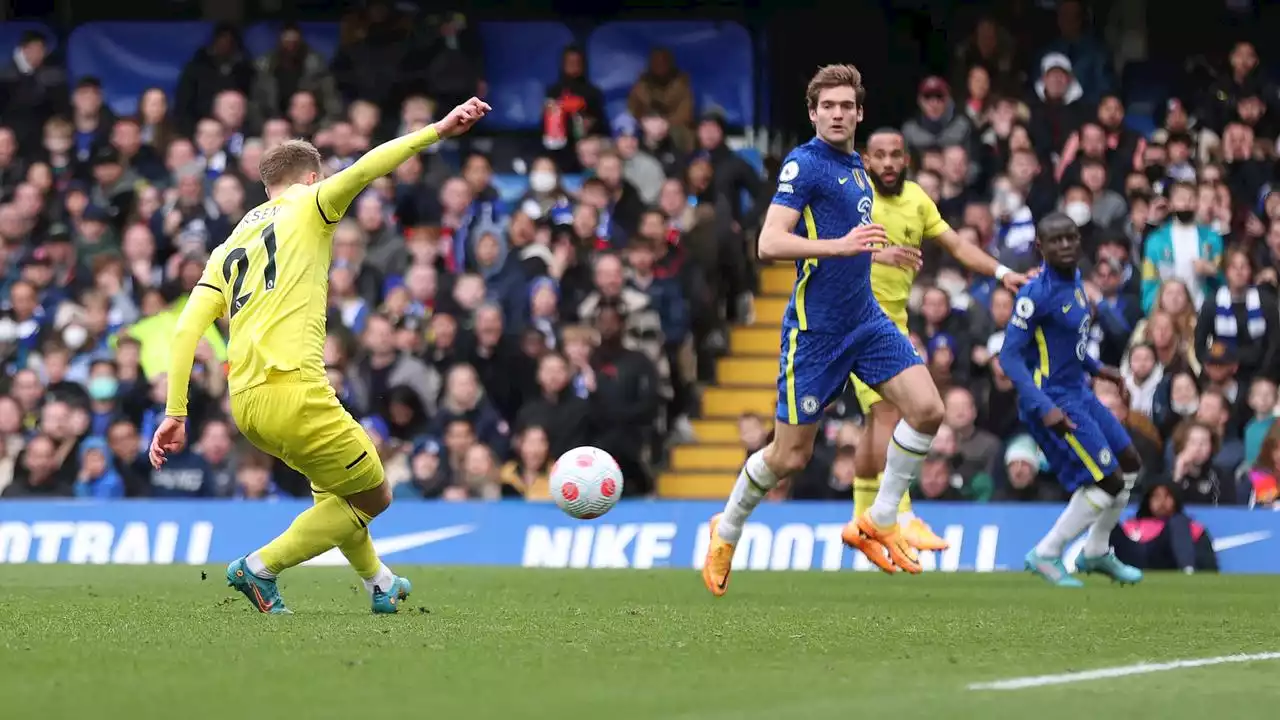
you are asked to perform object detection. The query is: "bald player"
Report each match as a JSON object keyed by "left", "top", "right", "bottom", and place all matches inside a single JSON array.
[{"left": 844, "top": 128, "right": 1031, "bottom": 569}]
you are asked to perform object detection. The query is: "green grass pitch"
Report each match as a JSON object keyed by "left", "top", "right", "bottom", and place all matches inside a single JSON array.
[{"left": 2, "top": 567, "right": 1278, "bottom": 719}]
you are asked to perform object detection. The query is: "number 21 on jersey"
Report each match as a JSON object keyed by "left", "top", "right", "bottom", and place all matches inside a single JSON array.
[{"left": 223, "top": 223, "right": 278, "bottom": 317}]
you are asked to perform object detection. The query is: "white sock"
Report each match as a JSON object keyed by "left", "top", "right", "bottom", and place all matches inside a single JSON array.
[
  {"left": 363, "top": 562, "right": 396, "bottom": 596},
  {"left": 717, "top": 450, "right": 779, "bottom": 544},
  {"left": 245, "top": 551, "right": 275, "bottom": 579},
  {"left": 1084, "top": 473, "right": 1137, "bottom": 557},
  {"left": 869, "top": 421, "right": 934, "bottom": 527},
  {"left": 1035, "top": 485, "right": 1112, "bottom": 558}
]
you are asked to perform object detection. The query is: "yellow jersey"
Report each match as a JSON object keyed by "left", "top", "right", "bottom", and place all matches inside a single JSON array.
[
  {"left": 196, "top": 184, "right": 334, "bottom": 396},
  {"left": 869, "top": 180, "right": 951, "bottom": 327},
  {"left": 165, "top": 125, "right": 441, "bottom": 417}
]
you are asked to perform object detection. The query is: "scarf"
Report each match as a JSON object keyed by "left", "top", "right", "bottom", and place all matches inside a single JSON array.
[{"left": 1213, "top": 286, "right": 1265, "bottom": 340}]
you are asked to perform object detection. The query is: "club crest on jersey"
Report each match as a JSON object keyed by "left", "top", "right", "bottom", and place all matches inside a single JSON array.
[
  {"left": 1099, "top": 448, "right": 1112, "bottom": 466},
  {"left": 856, "top": 196, "right": 873, "bottom": 225},
  {"left": 800, "top": 396, "right": 820, "bottom": 415}
]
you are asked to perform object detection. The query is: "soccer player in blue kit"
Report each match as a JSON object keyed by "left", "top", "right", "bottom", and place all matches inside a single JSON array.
[
  {"left": 702, "top": 64, "right": 946, "bottom": 595},
  {"left": 1000, "top": 212, "right": 1144, "bottom": 587}
]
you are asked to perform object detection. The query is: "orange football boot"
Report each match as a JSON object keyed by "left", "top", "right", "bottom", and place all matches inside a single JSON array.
[
  {"left": 841, "top": 520, "right": 898, "bottom": 574},
  {"left": 702, "top": 514, "right": 735, "bottom": 597},
  {"left": 857, "top": 512, "right": 922, "bottom": 574},
  {"left": 902, "top": 517, "right": 950, "bottom": 552}
]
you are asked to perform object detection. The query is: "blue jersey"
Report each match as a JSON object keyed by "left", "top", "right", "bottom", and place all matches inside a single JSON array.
[
  {"left": 771, "top": 137, "right": 878, "bottom": 333},
  {"left": 1000, "top": 266, "right": 1103, "bottom": 419}
]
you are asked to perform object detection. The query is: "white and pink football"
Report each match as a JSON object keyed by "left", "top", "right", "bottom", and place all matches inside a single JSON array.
[{"left": 549, "top": 446, "right": 623, "bottom": 519}]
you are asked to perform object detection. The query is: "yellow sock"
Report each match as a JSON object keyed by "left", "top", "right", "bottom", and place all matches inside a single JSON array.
[
  {"left": 258, "top": 495, "right": 371, "bottom": 574},
  {"left": 898, "top": 488, "right": 913, "bottom": 516},
  {"left": 314, "top": 492, "right": 380, "bottom": 579},
  {"left": 853, "top": 475, "right": 880, "bottom": 519}
]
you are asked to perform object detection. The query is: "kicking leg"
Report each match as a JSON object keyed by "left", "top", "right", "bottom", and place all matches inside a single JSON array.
[
  {"left": 703, "top": 420, "right": 818, "bottom": 596},
  {"left": 311, "top": 488, "right": 406, "bottom": 609}
]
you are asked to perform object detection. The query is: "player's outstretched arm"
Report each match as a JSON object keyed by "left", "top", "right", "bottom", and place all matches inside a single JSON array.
[
  {"left": 757, "top": 203, "right": 886, "bottom": 261},
  {"left": 934, "top": 228, "right": 1025, "bottom": 289},
  {"left": 151, "top": 282, "right": 226, "bottom": 468},
  {"left": 164, "top": 285, "right": 226, "bottom": 421},
  {"left": 317, "top": 97, "right": 491, "bottom": 220}
]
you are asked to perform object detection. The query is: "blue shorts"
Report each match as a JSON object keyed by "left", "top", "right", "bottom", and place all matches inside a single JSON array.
[
  {"left": 775, "top": 315, "right": 922, "bottom": 425},
  {"left": 1023, "top": 394, "right": 1131, "bottom": 492}
]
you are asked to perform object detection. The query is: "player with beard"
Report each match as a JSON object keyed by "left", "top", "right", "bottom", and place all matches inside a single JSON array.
[{"left": 847, "top": 128, "right": 1031, "bottom": 565}]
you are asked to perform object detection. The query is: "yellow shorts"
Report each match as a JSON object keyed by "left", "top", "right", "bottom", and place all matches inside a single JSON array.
[
  {"left": 850, "top": 317, "right": 910, "bottom": 413},
  {"left": 231, "top": 372, "right": 383, "bottom": 497}
]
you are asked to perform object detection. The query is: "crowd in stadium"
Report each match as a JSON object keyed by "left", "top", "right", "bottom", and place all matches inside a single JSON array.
[{"left": 0, "top": 1, "right": 1278, "bottom": 514}]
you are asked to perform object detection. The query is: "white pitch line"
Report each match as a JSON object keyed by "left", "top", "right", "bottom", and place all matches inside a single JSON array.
[{"left": 968, "top": 652, "right": 1280, "bottom": 691}]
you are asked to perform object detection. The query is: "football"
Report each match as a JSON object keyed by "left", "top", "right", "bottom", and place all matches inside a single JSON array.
[{"left": 549, "top": 446, "right": 623, "bottom": 519}]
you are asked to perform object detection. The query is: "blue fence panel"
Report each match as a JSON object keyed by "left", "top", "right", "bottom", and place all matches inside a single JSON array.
[
  {"left": 242, "top": 22, "right": 341, "bottom": 63},
  {"left": 586, "top": 21, "right": 754, "bottom": 128},
  {"left": 67, "top": 22, "right": 213, "bottom": 116},
  {"left": 0, "top": 500, "right": 1275, "bottom": 572},
  {"left": 0, "top": 21, "right": 55, "bottom": 56},
  {"left": 479, "top": 21, "right": 575, "bottom": 131}
]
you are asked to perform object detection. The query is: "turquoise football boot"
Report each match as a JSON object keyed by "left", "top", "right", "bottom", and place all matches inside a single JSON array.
[
  {"left": 1024, "top": 549, "right": 1084, "bottom": 588},
  {"left": 371, "top": 576, "right": 413, "bottom": 614},
  {"left": 1076, "top": 550, "right": 1143, "bottom": 585},
  {"left": 226, "top": 558, "right": 292, "bottom": 614}
]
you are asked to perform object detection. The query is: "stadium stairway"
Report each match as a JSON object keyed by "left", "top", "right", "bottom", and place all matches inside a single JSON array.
[{"left": 657, "top": 263, "right": 792, "bottom": 499}]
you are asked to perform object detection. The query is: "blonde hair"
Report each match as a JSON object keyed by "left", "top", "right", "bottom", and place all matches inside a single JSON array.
[
  {"left": 258, "top": 139, "right": 322, "bottom": 187},
  {"left": 806, "top": 64, "right": 866, "bottom": 110}
]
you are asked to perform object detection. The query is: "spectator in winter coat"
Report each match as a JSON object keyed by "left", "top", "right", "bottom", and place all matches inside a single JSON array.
[
  {"left": 430, "top": 363, "right": 510, "bottom": 459},
  {"left": 1141, "top": 181, "right": 1224, "bottom": 312},
  {"left": 1111, "top": 482, "right": 1219, "bottom": 572},
  {"left": 1027, "top": 53, "right": 1088, "bottom": 164},
  {"left": 250, "top": 24, "right": 342, "bottom": 125},
  {"left": 1194, "top": 247, "right": 1279, "bottom": 388},
  {"left": 516, "top": 352, "right": 591, "bottom": 458},
  {"left": 902, "top": 76, "right": 973, "bottom": 156},
  {"left": 175, "top": 24, "right": 253, "bottom": 132},
  {"left": 73, "top": 435, "right": 124, "bottom": 498},
  {"left": 587, "top": 301, "right": 658, "bottom": 496}
]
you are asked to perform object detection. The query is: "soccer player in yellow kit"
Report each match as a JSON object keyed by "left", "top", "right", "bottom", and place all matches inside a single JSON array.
[
  {"left": 149, "top": 97, "right": 491, "bottom": 613},
  {"left": 846, "top": 128, "right": 1029, "bottom": 566}
]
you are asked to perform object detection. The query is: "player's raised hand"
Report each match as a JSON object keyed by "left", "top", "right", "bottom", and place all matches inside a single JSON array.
[
  {"left": 148, "top": 416, "right": 188, "bottom": 469},
  {"left": 873, "top": 245, "right": 923, "bottom": 271},
  {"left": 838, "top": 224, "right": 887, "bottom": 256},
  {"left": 1001, "top": 270, "right": 1031, "bottom": 291},
  {"left": 1042, "top": 407, "right": 1077, "bottom": 436},
  {"left": 435, "top": 97, "right": 492, "bottom": 138}
]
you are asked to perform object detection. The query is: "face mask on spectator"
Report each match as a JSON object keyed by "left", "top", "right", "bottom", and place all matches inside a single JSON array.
[
  {"left": 1173, "top": 209, "right": 1196, "bottom": 225},
  {"left": 529, "top": 171, "right": 557, "bottom": 194},
  {"left": 1064, "top": 201, "right": 1091, "bottom": 227},
  {"left": 1172, "top": 398, "right": 1199, "bottom": 416},
  {"left": 88, "top": 376, "right": 119, "bottom": 401}
]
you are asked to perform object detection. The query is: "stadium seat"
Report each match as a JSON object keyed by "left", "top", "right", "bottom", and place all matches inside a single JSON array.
[
  {"left": 491, "top": 173, "right": 529, "bottom": 205},
  {"left": 0, "top": 21, "right": 55, "bottom": 55},
  {"left": 68, "top": 22, "right": 213, "bottom": 116},
  {"left": 478, "top": 21, "right": 575, "bottom": 131},
  {"left": 243, "top": 22, "right": 341, "bottom": 62},
  {"left": 585, "top": 21, "right": 754, "bottom": 128},
  {"left": 1121, "top": 60, "right": 1171, "bottom": 132}
]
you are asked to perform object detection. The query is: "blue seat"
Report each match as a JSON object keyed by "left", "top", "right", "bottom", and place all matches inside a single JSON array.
[
  {"left": 243, "top": 22, "right": 341, "bottom": 63},
  {"left": 68, "top": 22, "right": 213, "bottom": 116},
  {"left": 491, "top": 173, "right": 530, "bottom": 205},
  {"left": 0, "top": 21, "right": 56, "bottom": 56},
  {"left": 478, "top": 21, "right": 575, "bottom": 131},
  {"left": 1121, "top": 61, "right": 1171, "bottom": 125},
  {"left": 736, "top": 147, "right": 764, "bottom": 176},
  {"left": 586, "top": 21, "right": 754, "bottom": 128}
]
